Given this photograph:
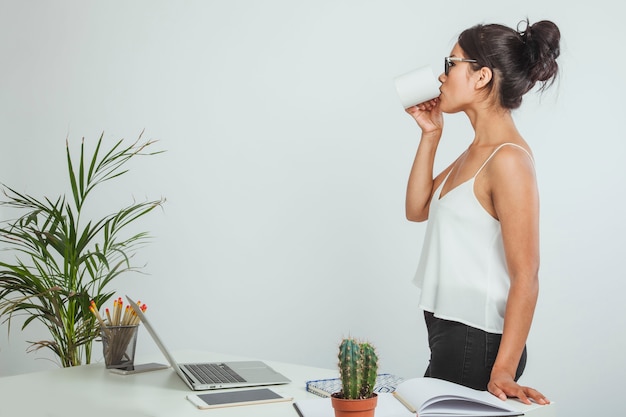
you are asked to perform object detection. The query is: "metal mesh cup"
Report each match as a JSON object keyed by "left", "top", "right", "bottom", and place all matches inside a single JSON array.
[{"left": 101, "top": 325, "right": 139, "bottom": 370}]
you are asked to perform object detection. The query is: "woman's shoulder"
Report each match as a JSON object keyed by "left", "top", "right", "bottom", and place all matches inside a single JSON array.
[
  {"left": 488, "top": 140, "right": 534, "bottom": 167},
  {"left": 484, "top": 141, "right": 536, "bottom": 181},
  {"left": 494, "top": 141, "right": 533, "bottom": 159}
]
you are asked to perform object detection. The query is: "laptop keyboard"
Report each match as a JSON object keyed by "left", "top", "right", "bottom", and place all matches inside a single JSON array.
[{"left": 185, "top": 363, "right": 246, "bottom": 384}]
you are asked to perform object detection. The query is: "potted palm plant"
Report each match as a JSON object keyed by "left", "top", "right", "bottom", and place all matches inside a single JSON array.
[
  {"left": 330, "top": 337, "right": 379, "bottom": 417},
  {"left": 0, "top": 132, "right": 164, "bottom": 367}
]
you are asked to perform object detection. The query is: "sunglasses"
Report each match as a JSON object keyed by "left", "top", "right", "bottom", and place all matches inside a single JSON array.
[{"left": 444, "top": 56, "right": 478, "bottom": 76}]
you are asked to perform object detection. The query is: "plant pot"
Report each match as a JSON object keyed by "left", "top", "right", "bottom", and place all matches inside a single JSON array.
[{"left": 330, "top": 393, "right": 378, "bottom": 417}]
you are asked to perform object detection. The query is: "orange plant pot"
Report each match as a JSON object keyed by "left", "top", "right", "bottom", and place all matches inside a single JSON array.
[{"left": 330, "top": 393, "right": 378, "bottom": 417}]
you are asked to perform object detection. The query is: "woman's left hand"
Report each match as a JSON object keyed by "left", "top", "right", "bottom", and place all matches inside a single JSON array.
[{"left": 488, "top": 369, "right": 550, "bottom": 405}]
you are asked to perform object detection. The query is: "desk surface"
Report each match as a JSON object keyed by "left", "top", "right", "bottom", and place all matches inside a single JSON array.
[{"left": 0, "top": 350, "right": 556, "bottom": 417}]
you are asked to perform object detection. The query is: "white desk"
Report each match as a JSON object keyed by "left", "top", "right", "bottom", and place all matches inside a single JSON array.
[{"left": 0, "top": 350, "right": 556, "bottom": 417}]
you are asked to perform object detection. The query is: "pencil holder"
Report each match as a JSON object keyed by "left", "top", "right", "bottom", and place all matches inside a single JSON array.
[{"left": 101, "top": 325, "right": 139, "bottom": 369}]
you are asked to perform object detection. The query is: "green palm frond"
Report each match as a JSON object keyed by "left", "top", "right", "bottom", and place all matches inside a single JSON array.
[{"left": 0, "top": 132, "right": 164, "bottom": 367}]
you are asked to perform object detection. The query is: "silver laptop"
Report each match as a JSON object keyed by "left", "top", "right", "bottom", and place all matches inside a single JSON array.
[{"left": 126, "top": 295, "right": 290, "bottom": 390}]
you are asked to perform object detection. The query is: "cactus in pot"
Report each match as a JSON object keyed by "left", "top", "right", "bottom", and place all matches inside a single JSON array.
[
  {"left": 337, "top": 338, "right": 379, "bottom": 399},
  {"left": 331, "top": 338, "right": 379, "bottom": 417}
]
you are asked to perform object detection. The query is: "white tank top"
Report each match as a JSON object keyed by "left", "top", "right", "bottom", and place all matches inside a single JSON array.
[{"left": 413, "top": 143, "right": 533, "bottom": 334}]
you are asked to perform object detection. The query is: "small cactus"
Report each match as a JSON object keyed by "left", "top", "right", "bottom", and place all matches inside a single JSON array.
[
  {"left": 337, "top": 338, "right": 379, "bottom": 399},
  {"left": 360, "top": 342, "right": 378, "bottom": 397}
]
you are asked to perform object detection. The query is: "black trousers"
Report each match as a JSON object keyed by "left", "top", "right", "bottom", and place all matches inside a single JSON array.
[{"left": 423, "top": 311, "right": 527, "bottom": 390}]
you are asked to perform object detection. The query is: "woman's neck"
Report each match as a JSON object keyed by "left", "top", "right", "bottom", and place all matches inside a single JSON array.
[{"left": 466, "top": 106, "right": 521, "bottom": 146}]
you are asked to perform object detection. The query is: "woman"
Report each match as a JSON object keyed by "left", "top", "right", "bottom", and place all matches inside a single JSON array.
[{"left": 405, "top": 19, "right": 560, "bottom": 405}]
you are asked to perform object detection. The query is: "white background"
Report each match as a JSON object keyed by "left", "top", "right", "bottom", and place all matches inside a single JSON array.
[{"left": 1, "top": 1, "right": 624, "bottom": 416}]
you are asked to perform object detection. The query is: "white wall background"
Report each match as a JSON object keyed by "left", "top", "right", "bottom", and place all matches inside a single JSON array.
[{"left": 1, "top": 1, "right": 624, "bottom": 415}]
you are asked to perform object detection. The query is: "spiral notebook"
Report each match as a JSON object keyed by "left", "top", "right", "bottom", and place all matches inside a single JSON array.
[{"left": 305, "top": 373, "right": 404, "bottom": 397}]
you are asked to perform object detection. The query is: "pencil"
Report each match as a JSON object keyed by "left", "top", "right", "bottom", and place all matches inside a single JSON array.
[
  {"left": 89, "top": 301, "right": 111, "bottom": 338},
  {"left": 113, "top": 297, "right": 123, "bottom": 325},
  {"left": 393, "top": 392, "right": 417, "bottom": 413},
  {"left": 121, "top": 305, "right": 131, "bottom": 325}
]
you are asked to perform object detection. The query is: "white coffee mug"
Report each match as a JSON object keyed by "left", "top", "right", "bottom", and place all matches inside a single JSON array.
[{"left": 394, "top": 66, "right": 440, "bottom": 108}]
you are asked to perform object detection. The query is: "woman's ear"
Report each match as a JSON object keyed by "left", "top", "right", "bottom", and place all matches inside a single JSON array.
[{"left": 475, "top": 67, "right": 493, "bottom": 89}]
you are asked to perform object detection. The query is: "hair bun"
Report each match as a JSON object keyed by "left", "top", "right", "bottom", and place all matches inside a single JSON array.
[{"left": 521, "top": 20, "right": 561, "bottom": 85}]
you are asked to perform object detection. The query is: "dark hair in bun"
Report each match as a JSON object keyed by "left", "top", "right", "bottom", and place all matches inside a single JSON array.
[{"left": 458, "top": 19, "right": 561, "bottom": 109}]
